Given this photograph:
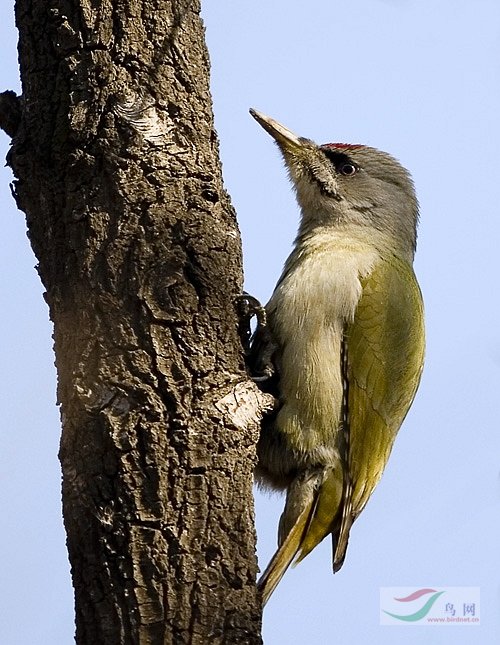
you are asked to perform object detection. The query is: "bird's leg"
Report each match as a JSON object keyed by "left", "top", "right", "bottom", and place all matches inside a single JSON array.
[
  {"left": 236, "top": 292, "right": 265, "bottom": 355},
  {"left": 236, "top": 292, "right": 277, "bottom": 386}
]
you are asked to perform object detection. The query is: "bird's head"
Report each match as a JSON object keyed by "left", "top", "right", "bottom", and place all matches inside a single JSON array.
[{"left": 250, "top": 109, "right": 418, "bottom": 260}]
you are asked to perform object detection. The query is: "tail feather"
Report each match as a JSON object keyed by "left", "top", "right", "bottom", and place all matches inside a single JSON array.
[
  {"left": 257, "top": 501, "right": 313, "bottom": 606},
  {"left": 332, "top": 478, "right": 353, "bottom": 572},
  {"left": 294, "top": 469, "right": 343, "bottom": 563},
  {"left": 258, "top": 467, "right": 348, "bottom": 605}
]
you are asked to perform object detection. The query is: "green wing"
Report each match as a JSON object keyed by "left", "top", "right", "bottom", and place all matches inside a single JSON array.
[{"left": 346, "top": 256, "right": 425, "bottom": 518}]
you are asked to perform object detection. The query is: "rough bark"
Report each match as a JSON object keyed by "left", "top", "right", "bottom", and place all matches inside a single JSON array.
[{"left": 1, "top": 1, "right": 267, "bottom": 642}]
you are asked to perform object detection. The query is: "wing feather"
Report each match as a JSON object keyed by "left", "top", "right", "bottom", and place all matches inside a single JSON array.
[{"left": 346, "top": 256, "right": 425, "bottom": 516}]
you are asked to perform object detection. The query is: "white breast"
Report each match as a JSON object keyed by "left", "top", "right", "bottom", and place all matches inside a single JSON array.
[{"left": 266, "top": 231, "right": 380, "bottom": 463}]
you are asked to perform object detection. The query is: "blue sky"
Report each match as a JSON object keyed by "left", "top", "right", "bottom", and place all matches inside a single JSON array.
[{"left": 1, "top": 1, "right": 499, "bottom": 643}]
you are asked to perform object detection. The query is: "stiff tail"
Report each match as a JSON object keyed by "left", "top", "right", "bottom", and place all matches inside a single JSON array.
[
  {"left": 257, "top": 501, "right": 313, "bottom": 606},
  {"left": 332, "top": 477, "right": 353, "bottom": 572},
  {"left": 258, "top": 468, "right": 346, "bottom": 605},
  {"left": 294, "top": 469, "right": 344, "bottom": 564}
]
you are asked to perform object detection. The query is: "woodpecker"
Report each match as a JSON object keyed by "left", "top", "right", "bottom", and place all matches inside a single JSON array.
[{"left": 248, "top": 109, "right": 425, "bottom": 605}]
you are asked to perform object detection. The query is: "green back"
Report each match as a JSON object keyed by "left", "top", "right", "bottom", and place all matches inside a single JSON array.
[{"left": 346, "top": 255, "right": 425, "bottom": 517}]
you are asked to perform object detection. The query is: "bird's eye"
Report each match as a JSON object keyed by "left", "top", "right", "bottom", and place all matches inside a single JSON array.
[{"left": 339, "top": 163, "right": 357, "bottom": 176}]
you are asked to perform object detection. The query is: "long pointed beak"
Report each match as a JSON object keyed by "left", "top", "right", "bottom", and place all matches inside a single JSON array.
[{"left": 249, "top": 109, "right": 304, "bottom": 153}]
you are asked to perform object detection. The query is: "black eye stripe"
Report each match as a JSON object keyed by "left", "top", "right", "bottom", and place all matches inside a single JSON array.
[{"left": 322, "top": 148, "right": 359, "bottom": 175}]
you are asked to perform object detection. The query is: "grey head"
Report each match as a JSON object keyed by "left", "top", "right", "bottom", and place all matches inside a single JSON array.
[{"left": 250, "top": 109, "right": 419, "bottom": 262}]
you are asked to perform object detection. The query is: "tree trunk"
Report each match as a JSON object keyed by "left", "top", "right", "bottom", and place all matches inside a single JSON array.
[{"left": 1, "top": 1, "right": 265, "bottom": 642}]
